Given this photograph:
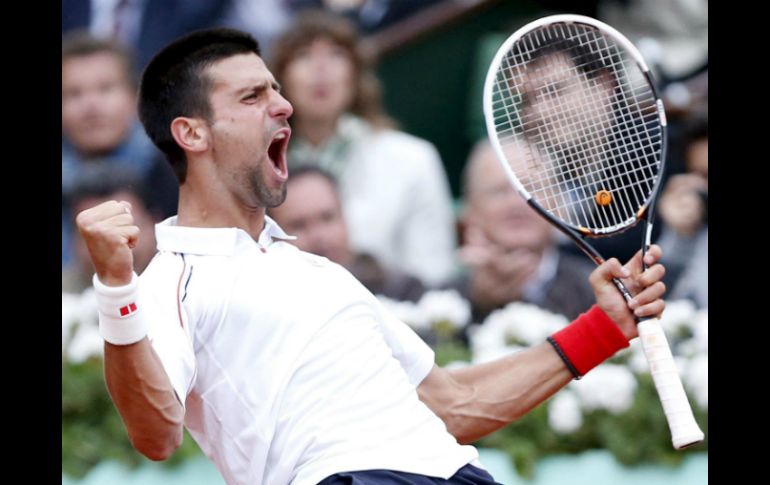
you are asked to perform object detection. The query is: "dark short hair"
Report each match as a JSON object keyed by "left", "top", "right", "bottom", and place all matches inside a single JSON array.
[
  {"left": 523, "top": 27, "right": 620, "bottom": 81},
  {"left": 138, "top": 28, "right": 261, "bottom": 183}
]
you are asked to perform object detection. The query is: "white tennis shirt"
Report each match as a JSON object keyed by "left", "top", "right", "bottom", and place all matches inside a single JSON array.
[{"left": 139, "top": 216, "right": 478, "bottom": 485}]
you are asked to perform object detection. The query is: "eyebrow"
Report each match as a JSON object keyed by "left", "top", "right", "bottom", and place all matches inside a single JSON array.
[{"left": 234, "top": 81, "right": 282, "bottom": 97}]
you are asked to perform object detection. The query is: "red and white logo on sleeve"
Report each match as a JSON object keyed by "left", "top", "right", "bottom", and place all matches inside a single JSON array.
[{"left": 119, "top": 303, "right": 138, "bottom": 317}]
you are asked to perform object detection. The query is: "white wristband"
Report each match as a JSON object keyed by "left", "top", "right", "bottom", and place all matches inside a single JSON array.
[{"left": 93, "top": 272, "right": 148, "bottom": 345}]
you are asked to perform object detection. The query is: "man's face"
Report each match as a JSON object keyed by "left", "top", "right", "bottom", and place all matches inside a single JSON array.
[
  {"left": 282, "top": 37, "right": 356, "bottom": 124},
  {"left": 62, "top": 52, "right": 136, "bottom": 155},
  {"left": 519, "top": 53, "right": 614, "bottom": 150},
  {"left": 465, "top": 145, "right": 553, "bottom": 251},
  {"left": 269, "top": 174, "right": 351, "bottom": 265},
  {"left": 204, "top": 53, "right": 294, "bottom": 208}
]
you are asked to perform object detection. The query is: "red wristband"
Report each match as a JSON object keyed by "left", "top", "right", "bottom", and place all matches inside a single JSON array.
[{"left": 550, "top": 305, "right": 629, "bottom": 377}]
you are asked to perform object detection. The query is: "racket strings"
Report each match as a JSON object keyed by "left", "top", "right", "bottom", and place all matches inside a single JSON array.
[{"left": 490, "top": 22, "right": 662, "bottom": 231}]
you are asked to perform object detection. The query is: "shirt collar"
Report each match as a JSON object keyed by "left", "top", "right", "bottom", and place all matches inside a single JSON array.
[{"left": 155, "top": 215, "right": 295, "bottom": 256}]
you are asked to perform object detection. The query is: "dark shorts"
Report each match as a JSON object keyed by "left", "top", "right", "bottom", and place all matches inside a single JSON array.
[{"left": 317, "top": 464, "right": 502, "bottom": 485}]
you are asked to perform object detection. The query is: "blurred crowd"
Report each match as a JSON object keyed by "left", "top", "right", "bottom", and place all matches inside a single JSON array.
[{"left": 62, "top": 0, "right": 707, "bottom": 336}]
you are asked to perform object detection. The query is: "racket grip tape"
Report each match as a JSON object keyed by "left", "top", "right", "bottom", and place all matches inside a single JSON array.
[{"left": 638, "top": 318, "right": 705, "bottom": 449}]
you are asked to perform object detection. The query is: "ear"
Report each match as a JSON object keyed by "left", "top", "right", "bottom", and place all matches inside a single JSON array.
[{"left": 170, "top": 117, "right": 209, "bottom": 155}]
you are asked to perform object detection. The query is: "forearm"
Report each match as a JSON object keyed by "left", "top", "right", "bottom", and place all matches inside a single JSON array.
[
  {"left": 104, "top": 338, "right": 185, "bottom": 460},
  {"left": 420, "top": 344, "right": 571, "bottom": 444},
  {"left": 79, "top": 202, "right": 187, "bottom": 459},
  {"left": 420, "top": 306, "right": 633, "bottom": 444}
]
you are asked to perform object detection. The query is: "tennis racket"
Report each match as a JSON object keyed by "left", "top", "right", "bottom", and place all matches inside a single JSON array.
[{"left": 483, "top": 14, "right": 704, "bottom": 449}]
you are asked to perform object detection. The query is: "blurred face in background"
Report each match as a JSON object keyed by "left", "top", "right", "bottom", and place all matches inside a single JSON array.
[
  {"left": 269, "top": 172, "right": 352, "bottom": 265},
  {"left": 465, "top": 144, "right": 554, "bottom": 252},
  {"left": 519, "top": 53, "right": 614, "bottom": 150},
  {"left": 281, "top": 37, "right": 356, "bottom": 124},
  {"left": 62, "top": 52, "right": 137, "bottom": 156}
]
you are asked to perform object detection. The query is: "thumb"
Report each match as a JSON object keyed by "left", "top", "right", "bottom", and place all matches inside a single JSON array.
[{"left": 590, "top": 258, "right": 630, "bottom": 287}]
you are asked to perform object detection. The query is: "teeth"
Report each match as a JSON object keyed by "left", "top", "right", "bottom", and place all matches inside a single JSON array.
[{"left": 274, "top": 133, "right": 286, "bottom": 140}]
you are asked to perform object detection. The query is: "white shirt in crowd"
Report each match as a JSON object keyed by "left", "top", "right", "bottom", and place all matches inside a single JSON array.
[{"left": 289, "top": 115, "right": 458, "bottom": 286}]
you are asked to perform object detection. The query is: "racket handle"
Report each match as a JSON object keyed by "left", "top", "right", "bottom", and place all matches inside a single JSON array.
[
  {"left": 637, "top": 316, "right": 704, "bottom": 449},
  {"left": 612, "top": 277, "right": 634, "bottom": 302},
  {"left": 611, "top": 277, "right": 704, "bottom": 448}
]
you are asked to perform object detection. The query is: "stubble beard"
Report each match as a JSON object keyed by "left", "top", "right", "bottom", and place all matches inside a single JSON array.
[{"left": 249, "top": 167, "right": 287, "bottom": 208}]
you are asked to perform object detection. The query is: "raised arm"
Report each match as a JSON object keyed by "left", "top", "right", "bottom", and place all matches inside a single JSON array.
[
  {"left": 76, "top": 200, "right": 184, "bottom": 460},
  {"left": 417, "top": 247, "right": 666, "bottom": 443}
]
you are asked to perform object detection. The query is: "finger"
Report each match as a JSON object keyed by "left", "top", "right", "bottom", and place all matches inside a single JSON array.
[
  {"left": 120, "top": 200, "right": 133, "bottom": 213},
  {"left": 120, "top": 225, "right": 140, "bottom": 249},
  {"left": 628, "top": 281, "right": 666, "bottom": 310},
  {"left": 81, "top": 213, "right": 137, "bottom": 242},
  {"left": 92, "top": 199, "right": 133, "bottom": 218},
  {"left": 643, "top": 244, "right": 662, "bottom": 267},
  {"left": 590, "top": 258, "right": 630, "bottom": 287},
  {"left": 637, "top": 263, "right": 666, "bottom": 288},
  {"left": 624, "top": 244, "right": 662, "bottom": 274},
  {"left": 633, "top": 299, "right": 666, "bottom": 319},
  {"left": 84, "top": 220, "right": 140, "bottom": 250},
  {"left": 76, "top": 200, "right": 134, "bottom": 229},
  {"left": 101, "top": 212, "right": 136, "bottom": 228}
]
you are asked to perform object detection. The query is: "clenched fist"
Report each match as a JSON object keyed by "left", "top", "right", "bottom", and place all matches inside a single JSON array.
[
  {"left": 76, "top": 200, "right": 139, "bottom": 287},
  {"left": 589, "top": 245, "right": 667, "bottom": 340}
]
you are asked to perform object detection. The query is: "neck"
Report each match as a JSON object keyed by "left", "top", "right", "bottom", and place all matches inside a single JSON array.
[
  {"left": 294, "top": 115, "right": 339, "bottom": 147},
  {"left": 176, "top": 178, "right": 266, "bottom": 242}
]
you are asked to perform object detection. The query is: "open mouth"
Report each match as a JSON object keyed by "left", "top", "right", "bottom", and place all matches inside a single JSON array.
[{"left": 267, "top": 128, "right": 291, "bottom": 180}]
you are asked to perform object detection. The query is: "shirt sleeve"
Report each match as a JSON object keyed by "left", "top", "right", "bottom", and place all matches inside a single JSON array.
[{"left": 376, "top": 301, "right": 436, "bottom": 387}]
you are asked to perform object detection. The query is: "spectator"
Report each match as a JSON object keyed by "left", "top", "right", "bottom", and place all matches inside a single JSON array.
[
  {"left": 271, "top": 10, "right": 458, "bottom": 285},
  {"left": 269, "top": 165, "right": 426, "bottom": 302},
  {"left": 448, "top": 139, "right": 596, "bottom": 323}
]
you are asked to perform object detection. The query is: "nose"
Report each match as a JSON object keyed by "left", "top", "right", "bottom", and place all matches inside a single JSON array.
[
  {"left": 269, "top": 91, "right": 294, "bottom": 120},
  {"left": 75, "top": 88, "right": 101, "bottom": 114}
]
